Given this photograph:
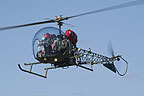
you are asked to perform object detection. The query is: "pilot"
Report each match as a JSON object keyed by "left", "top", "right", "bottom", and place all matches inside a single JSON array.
[
  {"left": 43, "top": 33, "right": 52, "bottom": 56},
  {"left": 51, "top": 37, "right": 61, "bottom": 53},
  {"left": 52, "top": 34, "right": 70, "bottom": 52},
  {"left": 44, "top": 33, "right": 51, "bottom": 39},
  {"left": 37, "top": 33, "right": 52, "bottom": 58}
]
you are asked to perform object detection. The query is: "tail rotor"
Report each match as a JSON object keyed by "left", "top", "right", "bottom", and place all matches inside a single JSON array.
[{"left": 105, "top": 41, "right": 128, "bottom": 76}]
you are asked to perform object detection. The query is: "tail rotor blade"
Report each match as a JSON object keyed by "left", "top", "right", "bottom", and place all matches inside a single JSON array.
[
  {"left": 107, "top": 41, "right": 128, "bottom": 76},
  {"left": 108, "top": 41, "right": 115, "bottom": 57}
]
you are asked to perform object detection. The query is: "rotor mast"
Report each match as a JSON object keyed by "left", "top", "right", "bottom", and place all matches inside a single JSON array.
[
  {"left": 58, "top": 21, "right": 63, "bottom": 36},
  {"left": 55, "top": 15, "right": 66, "bottom": 36}
]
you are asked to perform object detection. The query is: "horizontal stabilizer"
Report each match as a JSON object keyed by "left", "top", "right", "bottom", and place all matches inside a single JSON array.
[{"left": 103, "top": 63, "right": 116, "bottom": 73}]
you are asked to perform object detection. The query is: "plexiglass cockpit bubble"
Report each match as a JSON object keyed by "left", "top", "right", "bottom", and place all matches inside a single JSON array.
[{"left": 32, "top": 27, "right": 64, "bottom": 59}]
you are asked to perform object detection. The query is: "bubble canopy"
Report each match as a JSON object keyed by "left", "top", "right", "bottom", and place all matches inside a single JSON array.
[{"left": 32, "top": 27, "right": 64, "bottom": 59}]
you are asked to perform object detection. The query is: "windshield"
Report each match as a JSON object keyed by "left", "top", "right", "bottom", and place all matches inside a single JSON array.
[{"left": 32, "top": 27, "right": 64, "bottom": 59}]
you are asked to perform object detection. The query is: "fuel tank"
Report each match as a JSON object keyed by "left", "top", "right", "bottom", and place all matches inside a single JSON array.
[{"left": 65, "top": 29, "right": 78, "bottom": 44}]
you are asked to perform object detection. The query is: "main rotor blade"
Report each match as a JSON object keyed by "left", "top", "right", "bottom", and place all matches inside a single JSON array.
[
  {"left": 0, "top": 19, "right": 55, "bottom": 31},
  {"left": 67, "top": 0, "right": 144, "bottom": 19},
  {"left": 0, "top": 0, "right": 144, "bottom": 31}
]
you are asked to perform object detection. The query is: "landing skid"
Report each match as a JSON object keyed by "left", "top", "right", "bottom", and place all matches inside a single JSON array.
[
  {"left": 18, "top": 62, "right": 94, "bottom": 78},
  {"left": 18, "top": 63, "right": 59, "bottom": 78},
  {"left": 18, "top": 64, "right": 47, "bottom": 78}
]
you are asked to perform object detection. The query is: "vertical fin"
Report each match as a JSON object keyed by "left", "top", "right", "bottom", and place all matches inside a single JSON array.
[{"left": 103, "top": 63, "right": 116, "bottom": 73}]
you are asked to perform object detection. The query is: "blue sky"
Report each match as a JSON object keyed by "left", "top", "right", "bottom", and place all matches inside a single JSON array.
[{"left": 0, "top": 0, "right": 144, "bottom": 96}]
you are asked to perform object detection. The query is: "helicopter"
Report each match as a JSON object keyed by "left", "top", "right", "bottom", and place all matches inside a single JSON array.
[{"left": 0, "top": 0, "right": 143, "bottom": 78}]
